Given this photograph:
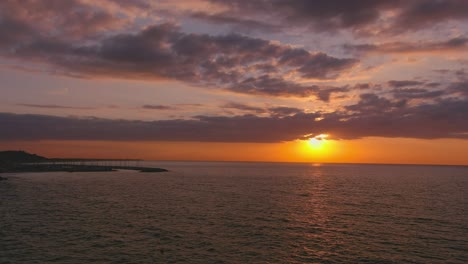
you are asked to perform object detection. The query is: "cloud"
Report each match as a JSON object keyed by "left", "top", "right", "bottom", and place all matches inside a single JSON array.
[
  {"left": 222, "top": 102, "right": 266, "bottom": 114},
  {"left": 228, "top": 75, "right": 349, "bottom": 101},
  {"left": 353, "top": 83, "right": 372, "bottom": 90},
  {"left": 17, "top": 103, "right": 96, "bottom": 110},
  {"left": 333, "top": 98, "right": 468, "bottom": 140},
  {"left": 0, "top": 0, "right": 121, "bottom": 40},
  {"left": 268, "top": 106, "right": 304, "bottom": 117},
  {"left": 203, "top": 0, "right": 468, "bottom": 34},
  {"left": 0, "top": 112, "right": 319, "bottom": 143},
  {"left": 388, "top": 80, "right": 424, "bottom": 88},
  {"left": 205, "top": 0, "right": 391, "bottom": 32},
  {"left": 392, "top": 0, "right": 468, "bottom": 33},
  {"left": 142, "top": 105, "right": 178, "bottom": 110},
  {"left": 0, "top": 15, "right": 356, "bottom": 98},
  {"left": 0, "top": 0, "right": 465, "bottom": 146},
  {"left": 345, "top": 93, "right": 407, "bottom": 113},
  {"left": 344, "top": 37, "right": 468, "bottom": 55},
  {"left": 391, "top": 88, "right": 445, "bottom": 99},
  {"left": 345, "top": 81, "right": 449, "bottom": 102},
  {"left": 190, "top": 12, "right": 282, "bottom": 33},
  {"left": 2, "top": 95, "right": 467, "bottom": 142},
  {"left": 449, "top": 81, "right": 468, "bottom": 97},
  {"left": 105, "top": 0, "right": 151, "bottom": 10},
  {"left": 222, "top": 102, "right": 304, "bottom": 116}
]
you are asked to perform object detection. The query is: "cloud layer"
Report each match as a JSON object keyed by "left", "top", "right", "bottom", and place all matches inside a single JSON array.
[
  {"left": 199, "top": 0, "right": 468, "bottom": 34},
  {"left": 0, "top": 1, "right": 357, "bottom": 100},
  {"left": 2, "top": 93, "right": 468, "bottom": 142},
  {"left": 1, "top": 1, "right": 467, "bottom": 143}
]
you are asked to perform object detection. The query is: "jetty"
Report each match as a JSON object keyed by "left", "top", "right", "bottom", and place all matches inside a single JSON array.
[{"left": 0, "top": 151, "right": 168, "bottom": 174}]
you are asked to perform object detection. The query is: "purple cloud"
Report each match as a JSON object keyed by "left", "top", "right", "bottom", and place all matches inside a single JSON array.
[{"left": 2, "top": 95, "right": 467, "bottom": 142}]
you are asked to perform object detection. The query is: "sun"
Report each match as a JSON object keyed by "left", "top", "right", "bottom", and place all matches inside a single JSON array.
[
  {"left": 295, "top": 134, "right": 335, "bottom": 159},
  {"left": 307, "top": 134, "right": 329, "bottom": 150}
]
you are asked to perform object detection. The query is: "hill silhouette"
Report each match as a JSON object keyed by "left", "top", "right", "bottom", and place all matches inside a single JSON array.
[{"left": 0, "top": 150, "right": 48, "bottom": 163}]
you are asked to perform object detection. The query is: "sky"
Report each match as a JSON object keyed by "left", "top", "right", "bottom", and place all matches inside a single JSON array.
[{"left": 0, "top": 0, "right": 468, "bottom": 165}]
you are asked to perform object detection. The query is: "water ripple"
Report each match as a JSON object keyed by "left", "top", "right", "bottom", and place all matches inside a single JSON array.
[{"left": 1, "top": 163, "right": 467, "bottom": 263}]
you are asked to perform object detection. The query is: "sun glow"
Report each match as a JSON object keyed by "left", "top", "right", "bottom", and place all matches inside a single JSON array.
[
  {"left": 308, "top": 134, "right": 329, "bottom": 150},
  {"left": 295, "top": 134, "right": 335, "bottom": 160}
]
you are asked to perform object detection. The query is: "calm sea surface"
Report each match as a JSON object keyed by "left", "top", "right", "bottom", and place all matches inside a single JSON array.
[{"left": 1, "top": 162, "right": 467, "bottom": 263}]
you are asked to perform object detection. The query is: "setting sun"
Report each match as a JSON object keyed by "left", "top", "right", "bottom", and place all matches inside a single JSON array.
[
  {"left": 307, "top": 134, "right": 329, "bottom": 150},
  {"left": 295, "top": 134, "right": 337, "bottom": 160}
]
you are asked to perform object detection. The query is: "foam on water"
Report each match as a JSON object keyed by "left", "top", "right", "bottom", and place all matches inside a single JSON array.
[{"left": 1, "top": 162, "right": 467, "bottom": 263}]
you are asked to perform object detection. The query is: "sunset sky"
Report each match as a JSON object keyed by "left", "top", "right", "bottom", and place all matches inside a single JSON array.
[{"left": 1, "top": 0, "right": 468, "bottom": 165}]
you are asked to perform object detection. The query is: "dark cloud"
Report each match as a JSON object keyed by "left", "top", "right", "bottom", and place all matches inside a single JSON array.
[
  {"left": 391, "top": 88, "right": 445, "bottom": 99},
  {"left": 207, "top": 0, "right": 397, "bottom": 32},
  {"left": 176, "top": 103, "right": 205, "bottom": 108},
  {"left": 268, "top": 107, "right": 304, "bottom": 117},
  {"left": 316, "top": 87, "right": 349, "bottom": 102},
  {"left": 106, "top": 0, "right": 151, "bottom": 10},
  {"left": 433, "top": 69, "right": 467, "bottom": 81},
  {"left": 426, "top": 82, "right": 441, "bottom": 88},
  {"left": 388, "top": 80, "right": 424, "bottom": 88},
  {"left": 142, "top": 105, "right": 177, "bottom": 110},
  {"left": 393, "top": 0, "right": 468, "bottom": 32},
  {"left": 0, "top": 15, "right": 356, "bottom": 98},
  {"left": 206, "top": 0, "right": 468, "bottom": 34},
  {"left": 345, "top": 93, "right": 406, "bottom": 113},
  {"left": 17, "top": 104, "right": 95, "bottom": 110},
  {"left": 449, "top": 81, "right": 468, "bottom": 97},
  {"left": 228, "top": 75, "right": 349, "bottom": 101},
  {"left": 222, "top": 103, "right": 266, "bottom": 114},
  {"left": 385, "top": 80, "right": 468, "bottom": 100},
  {"left": 0, "top": 112, "right": 319, "bottom": 143},
  {"left": 222, "top": 103, "right": 304, "bottom": 116},
  {"left": 353, "top": 83, "right": 371, "bottom": 90},
  {"left": 455, "top": 69, "right": 466, "bottom": 79},
  {"left": 282, "top": 52, "right": 356, "bottom": 79},
  {"left": 433, "top": 69, "right": 451, "bottom": 75},
  {"left": 2, "top": 95, "right": 468, "bottom": 142},
  {"left": 229, "top": 76, "right": 318, "bottom": 97},
  {"left": 346, "top": 81, "right": 448, "bottom": 102},
  {"left": 353, "top": 80, "right": 467, "bottom": 101},
  {"left": 0, "top": 0, "right": 120, "bottom": 40},
  {"left": 0, "top": 17, "right": 35, "bottom": 47},
  {"left": 331, "top": 98, "right": 468, "bottom": 140},
  {"left": 344, "top": 37, "right": 468, "bottom": 54},
  {"left": 191, "top": 12, "right": 282, "bottom": 33}
]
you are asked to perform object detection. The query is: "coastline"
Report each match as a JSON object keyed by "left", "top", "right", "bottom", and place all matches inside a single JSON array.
[
  {"left": 0, "top": 163, "right": 168, "bottom": 174},
  {"left": 0, "top": 151, "right": 168, "bottom": 176}
]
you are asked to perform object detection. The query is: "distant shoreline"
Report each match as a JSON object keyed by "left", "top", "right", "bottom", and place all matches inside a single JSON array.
[
  {"left": 0, "top": 150, "right": 168, "bottom": 176},
  {"left": 0, "top": 163, "right": 168, "bottom": 174}
]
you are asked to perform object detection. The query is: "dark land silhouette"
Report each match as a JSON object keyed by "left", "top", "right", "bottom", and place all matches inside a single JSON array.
[{"left": 0, "top": 151, "right": 167, "bottom": 177}]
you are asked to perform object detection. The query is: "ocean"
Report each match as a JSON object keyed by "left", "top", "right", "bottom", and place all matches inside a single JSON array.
[{"left": 1, "top": 161, "right": 467, "bottom": 263}]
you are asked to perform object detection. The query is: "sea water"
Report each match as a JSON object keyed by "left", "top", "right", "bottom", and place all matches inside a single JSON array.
[{"left": 1, "top": 162, "right": 467, "bottom": 263}]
